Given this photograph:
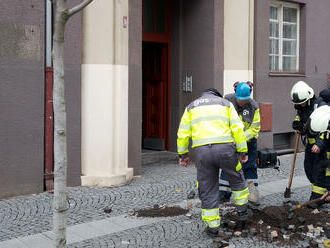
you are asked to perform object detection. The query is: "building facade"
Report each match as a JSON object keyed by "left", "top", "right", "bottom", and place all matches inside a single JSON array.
[{"left": 1, "top": 0, "right": 330, "bottom": 197}]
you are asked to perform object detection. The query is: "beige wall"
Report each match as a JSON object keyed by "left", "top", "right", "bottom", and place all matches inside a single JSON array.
[
  {"left": 223, "top": 0, "right": 254, "bottom": 95},
  {"left": 82, "top": 0, "right": 128, "bottom": 65},
  {"left": 81, "top": 0, "right": 133, "bottom": 187}
]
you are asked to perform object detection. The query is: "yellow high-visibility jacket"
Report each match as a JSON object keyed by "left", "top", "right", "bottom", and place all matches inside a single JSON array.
[
  {"left": 177, "top": 92, "right": 247, "bottom": 155},
  {"left": 225, "top": 93, "right": 260, "bottom": 141}
]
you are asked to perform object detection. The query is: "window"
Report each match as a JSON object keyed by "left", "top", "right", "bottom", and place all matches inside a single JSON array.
[{"left": 269, "top": 2, "right": 300, "bottom": 72}]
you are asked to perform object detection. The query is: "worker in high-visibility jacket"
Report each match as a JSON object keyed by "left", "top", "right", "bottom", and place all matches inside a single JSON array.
[
  {"left": 219, "top": 81, "right": 261, "bottom": 205},
  {"left": 308, "top": 105, "right": 330, "bottom": 208},
  {"left": 177, "top": 88, "right": 251, "bottom": 237},
  {"left": 291, "top": 81, "right": 326, "bottom": 206}
]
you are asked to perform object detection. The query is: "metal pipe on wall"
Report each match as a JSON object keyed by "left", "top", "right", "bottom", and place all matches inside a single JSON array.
[
  {"left": 45, "top": 0, "right": 54, "bottom": 191},
  {"left": 46, "top": 0, "right": 52, "bottom": 67}
]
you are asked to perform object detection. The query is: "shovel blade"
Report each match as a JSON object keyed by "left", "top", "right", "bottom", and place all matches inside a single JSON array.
[{"left": 284, "top": 187, "right": 291, "bottom": 198}]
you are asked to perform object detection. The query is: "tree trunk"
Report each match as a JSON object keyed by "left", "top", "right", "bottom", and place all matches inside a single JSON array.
[
  {"left": 52, "top": 0, "right": 93, "bottom": 247},
  {"left": 52, "top": 1, "right": 68, "bottom": 247}
]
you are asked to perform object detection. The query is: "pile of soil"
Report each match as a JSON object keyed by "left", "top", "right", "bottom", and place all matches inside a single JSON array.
[
  {"left": 136, "top": 206, "right": 189, "bottom": 218},
  {"left": 221, "top": 203, "right": 330, "bottom": 246}
]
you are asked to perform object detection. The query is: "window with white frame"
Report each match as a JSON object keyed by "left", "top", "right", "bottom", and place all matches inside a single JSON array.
[{"left": 269, "top": 1, "right": 300, "bottom": 72}]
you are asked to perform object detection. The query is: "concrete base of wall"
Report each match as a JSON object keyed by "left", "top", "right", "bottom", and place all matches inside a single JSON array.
[
  {"left": 258, "top": 132, "right": 273, "bottom": 150},
  {"left": 81, "top": 168, "right": 133, "bottom": 187}
]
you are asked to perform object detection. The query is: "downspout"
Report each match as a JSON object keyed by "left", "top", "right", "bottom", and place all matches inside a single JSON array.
[
  {"left": 46, "top": 0, "right": 52, "bottom": 68},
  {"left": 45, "top": 0, "right": 54, "bottom": 191}
]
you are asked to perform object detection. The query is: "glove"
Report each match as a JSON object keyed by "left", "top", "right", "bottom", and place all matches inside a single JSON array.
[
  {"left": 321, "top": 191, "right": 330, "bottom": 201},
  {"left": 292, "top": 121, "right": 306, "bottom": 134}
]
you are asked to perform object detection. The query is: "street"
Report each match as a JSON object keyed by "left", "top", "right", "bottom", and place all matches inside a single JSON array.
[{"left": 0, "top": 152, "right": 328, "bottom": 248}]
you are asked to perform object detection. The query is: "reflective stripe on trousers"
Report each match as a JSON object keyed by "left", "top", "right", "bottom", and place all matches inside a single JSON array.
[
  {"left": 201, "top": 208, "right": 220, "bottom": 228},
  {"left": 232, "top": 187, "right": 249, "bottom": 205},
  {"left": 327, "top": 152, "right": 330, "bottom": 160},
  {"left": 312, "top": 184, "right": 327, "bottom": 195},
  {"left": 219, "top": 186, "right": 231, "bottom": 192}
]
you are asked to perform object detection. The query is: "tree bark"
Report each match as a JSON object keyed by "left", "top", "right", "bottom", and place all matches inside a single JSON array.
[
  {"left": 53, "top": 0, "right": 69, "bottom": 247},
  {"left": 52, "top": 0, "right": 93, "bottom": 247}
]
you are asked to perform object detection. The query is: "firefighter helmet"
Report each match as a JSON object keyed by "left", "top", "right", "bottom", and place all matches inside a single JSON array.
[
  {"left": 310, "top": 105, "right": 330, "bottom": 133},
  {"left": 290, "top": 81, "right": 314, "bottom": 104}
]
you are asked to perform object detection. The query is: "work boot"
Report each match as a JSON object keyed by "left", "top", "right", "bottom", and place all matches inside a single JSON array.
[
  {"left": 238, "top": 208, "right": 253, "bottom": 222},
  {"left": 248, "top": 201, "right": 260, "bottom": 210},
  {"left": 237, "top": 209, "right": 253, "bottom": 230},
  {"left": 205, "top": 227, "right": 219, "bottom": 238},
  {"left": 247, "top": 181, "right": 260, "bottom": 205}
]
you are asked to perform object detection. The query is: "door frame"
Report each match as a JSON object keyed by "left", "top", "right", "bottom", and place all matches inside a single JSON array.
[{"left": 142, "top": 0, "right": 171, "bottom": 150}]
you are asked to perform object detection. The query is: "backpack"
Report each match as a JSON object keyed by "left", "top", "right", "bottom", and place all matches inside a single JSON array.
[{"left": 257, "top": 149, "right": 280, "bottom": 169}]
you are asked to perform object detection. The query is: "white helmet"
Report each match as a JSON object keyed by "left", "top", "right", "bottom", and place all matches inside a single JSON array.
[
  {"left": 290, "top": 81, "right": 314, "bottom": 104},
  {"left": 310, "top": 105, "right": 330, "bottom": 133}
]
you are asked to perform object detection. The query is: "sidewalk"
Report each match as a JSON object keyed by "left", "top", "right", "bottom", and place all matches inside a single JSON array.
[{"left": 0, "top": 152, "right": 325, "bottom": 248}]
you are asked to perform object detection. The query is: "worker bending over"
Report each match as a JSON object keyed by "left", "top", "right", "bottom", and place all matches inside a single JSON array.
[{"left": 177, "top": 88, "right": 250, "bottom": 237}]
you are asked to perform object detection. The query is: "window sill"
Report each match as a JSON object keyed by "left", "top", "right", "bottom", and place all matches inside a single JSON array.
[{"left": 269, "top": 72, "right": 306, "bottom": 77}]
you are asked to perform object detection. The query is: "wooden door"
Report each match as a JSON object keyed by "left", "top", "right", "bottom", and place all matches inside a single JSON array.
[{"left": 142, "top": 42, "right": 168, "bottom": 150}]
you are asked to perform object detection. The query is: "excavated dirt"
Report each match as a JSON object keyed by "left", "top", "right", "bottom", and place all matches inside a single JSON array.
[
  {"left": 221, "top": 203, "right": 330, "bottom": 246},
  {"left": 136, "top": 206, "right": 189, "bottom": 218}
]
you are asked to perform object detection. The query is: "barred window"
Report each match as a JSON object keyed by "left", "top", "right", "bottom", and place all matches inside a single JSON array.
[{"left": 269, "top": 2, "right": 300, "bottom": 72}]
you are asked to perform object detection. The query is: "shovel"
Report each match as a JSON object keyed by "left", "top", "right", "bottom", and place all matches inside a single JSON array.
[
  {"left": 289, "top": 197, "right": 323, "bottom": 212},
  {"left": 284, "top": 133, "right": 300, "bottom": 198}
]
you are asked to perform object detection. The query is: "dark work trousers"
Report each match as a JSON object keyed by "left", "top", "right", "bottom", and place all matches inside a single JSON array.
[
  {"left": 314, "top": 159, "right": 330, "bottom": 190},
  {"left": 304, "top": 143, "right": 323, "bottom": 184},
  {"left": 305, "top": 143, "right": 327, "bottom": 199},
  {"left": 195, "top": 143, "right": 248, "bottom": 213},
  {"left": 219, "top": 139, "right": 258, "bottom": 200}
]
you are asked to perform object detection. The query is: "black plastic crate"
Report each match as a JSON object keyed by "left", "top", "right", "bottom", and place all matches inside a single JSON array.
[{"left": 257, "top": 149, "right": 279, "bottom": 168}]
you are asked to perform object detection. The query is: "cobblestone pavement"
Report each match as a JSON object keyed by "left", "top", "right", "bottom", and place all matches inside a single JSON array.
[
  {"left": 67, "top": 186, "right": 328, "bottom": 248},
  {"left": 0, "top": 152, "right": 327, "bottom": 248}
]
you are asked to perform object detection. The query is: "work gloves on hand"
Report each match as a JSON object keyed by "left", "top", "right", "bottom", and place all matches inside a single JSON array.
[{"left": 292, "top": 121, "right": 307, "bottom": 134}]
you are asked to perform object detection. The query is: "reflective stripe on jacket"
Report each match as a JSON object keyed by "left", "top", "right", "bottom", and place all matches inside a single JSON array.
[
  {"left": 177, "top": 92, "right": 247, "bottom": 154},
  {"left": 244, "top": 108, "right": 261, "bottom": 140}
]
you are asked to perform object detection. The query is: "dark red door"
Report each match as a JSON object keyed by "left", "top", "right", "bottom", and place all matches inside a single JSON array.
[
  {"left": 142, "top": 0, "right": 170, "bottom": 150},
  {"left": 142, "top": 42, "right": 168, "bottom": 150}
]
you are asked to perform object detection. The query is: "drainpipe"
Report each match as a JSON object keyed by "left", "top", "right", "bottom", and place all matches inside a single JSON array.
[
  {"left": 46, "top": 0, "right": 52, "bottom": 68},
  {"left": 44, "top": 0, "right": 54, "bottom": 191}
]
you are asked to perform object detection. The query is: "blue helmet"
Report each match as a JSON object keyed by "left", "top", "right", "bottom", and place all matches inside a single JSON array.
[{"left": 235, "top": 82, "right": 251, "bottom": 100}]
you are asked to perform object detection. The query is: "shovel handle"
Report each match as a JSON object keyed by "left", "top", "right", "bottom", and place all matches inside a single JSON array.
[
  {"left": 287, "top": 133, "right": 300, "bottom": 189},
  {"left": 293, "top": 197, "right": 323, "bottom": 210}
]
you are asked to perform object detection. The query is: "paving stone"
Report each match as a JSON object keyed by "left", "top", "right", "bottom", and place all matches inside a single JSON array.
[{"left": 0, "top": 152, "right": 328, "bottom": 248}]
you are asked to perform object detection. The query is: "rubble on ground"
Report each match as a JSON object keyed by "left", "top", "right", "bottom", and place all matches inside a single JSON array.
[
  {"left": 187, "top": 190, "right": 196, "bottom": 199},
  {"left": 135, "top": 206, "right": 189, "bottom": 217},
  {"left": 214, "top": 201, "right": 330, "bottom": 246}
]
